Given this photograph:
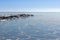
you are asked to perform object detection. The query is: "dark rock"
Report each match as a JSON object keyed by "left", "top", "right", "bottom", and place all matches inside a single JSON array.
[{"left": 0, "top": 14, "right": 34, "bottom": 20}]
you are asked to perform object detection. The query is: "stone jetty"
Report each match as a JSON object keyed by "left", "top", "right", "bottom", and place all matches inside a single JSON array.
[{"left": 0, "top": 14, "right": 33, "bottom": 20}]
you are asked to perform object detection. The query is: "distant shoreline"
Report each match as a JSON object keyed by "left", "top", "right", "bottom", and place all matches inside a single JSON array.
[{"left": 0, "top": 12, "right": 60, "bottom": 13}]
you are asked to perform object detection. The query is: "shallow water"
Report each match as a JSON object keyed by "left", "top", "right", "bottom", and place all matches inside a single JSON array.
[{"left": 0, "top": 12, "right": 60, "bottom": 40}]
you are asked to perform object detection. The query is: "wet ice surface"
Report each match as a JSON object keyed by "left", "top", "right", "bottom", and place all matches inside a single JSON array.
[{"left": 0, "top": 13, "right": 60, "bottom": 40}]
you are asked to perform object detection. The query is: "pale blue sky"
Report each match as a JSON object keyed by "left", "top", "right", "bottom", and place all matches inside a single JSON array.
[{"left": 0, "top": 0, "right": 60, "bottom": 12}]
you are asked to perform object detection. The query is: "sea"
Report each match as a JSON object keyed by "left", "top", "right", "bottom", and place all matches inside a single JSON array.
[{"left": 0, "top": 12, "right": 60, "bottom": 40}]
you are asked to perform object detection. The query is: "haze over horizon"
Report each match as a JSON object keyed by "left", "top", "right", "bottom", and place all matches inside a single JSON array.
[
  {"left": 0, "top": 8, "right": 60, "bottom": 12},
  {"left": 0, "top": 0, "right": 60, "bottom": 12}
]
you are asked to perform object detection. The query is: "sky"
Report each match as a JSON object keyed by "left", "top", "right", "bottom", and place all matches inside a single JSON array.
[{"left": 0, "top": 0, "right": 60, "bottom": 12}]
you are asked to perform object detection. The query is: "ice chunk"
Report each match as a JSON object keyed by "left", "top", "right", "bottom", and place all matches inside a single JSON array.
[{"left": 6, "top": 39, "right": 12, "bottom": 40}]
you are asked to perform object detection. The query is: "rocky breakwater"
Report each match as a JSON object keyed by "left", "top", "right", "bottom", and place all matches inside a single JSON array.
[{"left": 0, "top": 14, "right": 34, "bottom": 20}]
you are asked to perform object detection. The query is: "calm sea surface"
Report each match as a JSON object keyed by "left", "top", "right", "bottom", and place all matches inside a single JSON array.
[{"left": 0, "top": 12, "right": 60, "bottom": 40}]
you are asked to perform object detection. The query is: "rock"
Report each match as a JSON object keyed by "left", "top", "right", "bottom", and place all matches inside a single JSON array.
[{"left": 0, "top": 14, "right": 34, "bottom": 20}]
